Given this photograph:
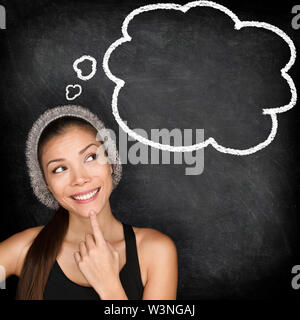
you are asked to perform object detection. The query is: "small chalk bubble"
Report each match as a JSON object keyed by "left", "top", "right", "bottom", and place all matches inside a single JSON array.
[
  {"left": 73, "top": 55, "right": 97, "bottom": 81},
  {"left": 65, "top": 84, "right": 82, "bottom": 101}
]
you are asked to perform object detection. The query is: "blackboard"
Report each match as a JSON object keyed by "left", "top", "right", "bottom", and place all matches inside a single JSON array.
[{"left": 0, "top": 0, "right": 299, "bottom": 301}]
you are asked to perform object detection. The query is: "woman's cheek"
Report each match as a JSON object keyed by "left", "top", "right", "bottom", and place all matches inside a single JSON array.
[
  {"left": 51, "top": 174, "right": 69, "bottom": 197},
  {"left": 90, "top": 163, "right": 110, "bottom": 177}
]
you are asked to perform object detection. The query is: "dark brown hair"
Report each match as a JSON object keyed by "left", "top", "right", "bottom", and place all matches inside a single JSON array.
[{"left": 16, "top": 117, "right": 99, "bottom": 299}]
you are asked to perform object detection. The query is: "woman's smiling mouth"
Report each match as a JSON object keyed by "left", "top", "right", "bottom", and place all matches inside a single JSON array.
[{"left": 70, "top": 187, "right": 101, "bottom": 203}]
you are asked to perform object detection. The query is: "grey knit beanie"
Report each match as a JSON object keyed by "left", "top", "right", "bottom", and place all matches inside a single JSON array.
[{"left": 25, "top": 105, "right": 122, "bottom": 210}]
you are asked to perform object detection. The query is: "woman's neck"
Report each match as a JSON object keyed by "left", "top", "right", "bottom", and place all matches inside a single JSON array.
[{"left": 64, "top": 201, "right": 120, "bottom": 244}]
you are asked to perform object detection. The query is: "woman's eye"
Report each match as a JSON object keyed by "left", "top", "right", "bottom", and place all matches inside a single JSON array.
[
  {"left": 86, "top": 153, "right": 97, "bottom": 162},
  {"left": 53, "top": 166, "right": 65, "bottom": 174}
]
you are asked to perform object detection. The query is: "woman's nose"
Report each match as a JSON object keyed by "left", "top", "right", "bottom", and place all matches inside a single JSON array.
[{"left": 70, "top": 167, "right": 91, "bottom": 186}]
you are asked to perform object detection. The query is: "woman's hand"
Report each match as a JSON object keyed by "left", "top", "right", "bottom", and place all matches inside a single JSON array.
[{"left": 74, "top": 210, "right": 121, "bottom": 295}]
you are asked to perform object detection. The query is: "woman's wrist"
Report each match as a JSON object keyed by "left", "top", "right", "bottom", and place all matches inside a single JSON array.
[{"left": 96, "top": 279, "right": 129, "bottom": 300}]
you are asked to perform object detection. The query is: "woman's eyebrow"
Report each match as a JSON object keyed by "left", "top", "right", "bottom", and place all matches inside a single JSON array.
[
  {"left": 46, "top": 143, "right": 99, "bottom": 167},
  {"left": 79, "top": 143, "right": 98, "bottom": 155}
]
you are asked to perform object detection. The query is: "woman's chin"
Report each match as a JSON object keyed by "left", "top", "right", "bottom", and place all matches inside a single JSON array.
[{"left": 79, "top": 205, "right": 102, "bottom": 218}]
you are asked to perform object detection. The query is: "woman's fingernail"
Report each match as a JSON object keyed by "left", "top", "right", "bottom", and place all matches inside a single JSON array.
[{"left": 89, "top": 210, "right": 95, "bottom": 216}]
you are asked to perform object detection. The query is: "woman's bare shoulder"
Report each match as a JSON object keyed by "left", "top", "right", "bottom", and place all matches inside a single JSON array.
[
  {"left": 4, "top": 226, "right": 45, "bottom": 276},
  {"left": 134, "top": 226, "right": 176, "bottom": 244},
  {"left": 133, "top": 226, "right": 177, "bottom": 261},
  {"left": 17, "top": 225, "right": 45, "bottom": 245}
]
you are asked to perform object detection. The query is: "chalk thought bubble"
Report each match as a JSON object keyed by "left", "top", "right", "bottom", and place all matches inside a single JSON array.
[
  {"left": 73, "top": 55, "right": 97, "bottom": 81},
  {"left": 103, "top": 1, "right": 297, "bottom": 155},
  {"left": 66, "top": 84, "right": 82, "bottom": 100}
]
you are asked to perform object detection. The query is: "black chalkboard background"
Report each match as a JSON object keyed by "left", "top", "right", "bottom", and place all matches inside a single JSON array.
[{"left": 0, "top": 0, "right": 299, "bottom": 300}]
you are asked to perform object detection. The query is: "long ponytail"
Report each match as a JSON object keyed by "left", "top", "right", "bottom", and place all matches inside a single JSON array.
[{"left": 16, "top": 206, "right": 69, "bottom": 299}]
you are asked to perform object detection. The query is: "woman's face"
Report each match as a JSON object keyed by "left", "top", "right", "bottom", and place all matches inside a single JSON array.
[{"left": 41, "top": 125, "right": 113, "bottom": 218}]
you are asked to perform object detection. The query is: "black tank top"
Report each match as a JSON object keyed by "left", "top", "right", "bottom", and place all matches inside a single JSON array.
[{"left": 43, "top": 222, "right": 144, "bottom": 300}]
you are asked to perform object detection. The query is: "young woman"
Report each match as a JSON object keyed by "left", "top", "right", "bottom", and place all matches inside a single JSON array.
[{"left": 0, "top": 105, "right": 178, "bottom": 300}]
